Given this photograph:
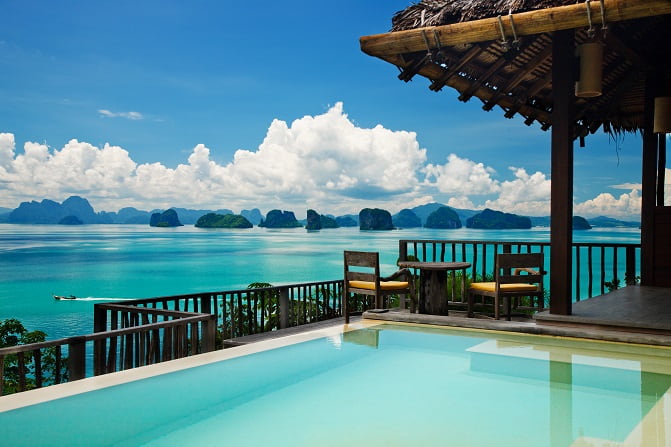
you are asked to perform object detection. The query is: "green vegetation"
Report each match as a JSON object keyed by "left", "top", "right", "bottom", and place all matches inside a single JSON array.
[
  {"left": 219, "top": 282, "right": 336, "bottom": 339},
  {"left": 1, "top": 319, "right": 68, "bottom": 395},
  {"left": 195, "top": 212, "right": 253, "bottom": 228}
]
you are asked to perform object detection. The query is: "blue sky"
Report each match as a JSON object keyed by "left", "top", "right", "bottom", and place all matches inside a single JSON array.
[{"left": 0, "top": 0, "right": 652, "bottom": 219}]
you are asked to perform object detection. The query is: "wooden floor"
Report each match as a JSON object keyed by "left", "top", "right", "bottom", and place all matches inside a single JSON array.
[{"left": 535, "top": 285, "right": 671, "bottom": 335}]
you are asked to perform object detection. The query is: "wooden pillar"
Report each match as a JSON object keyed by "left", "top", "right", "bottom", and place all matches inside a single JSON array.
[
  {"left": 641, "top": 74, "right": 658, "bottom": 285},
  {"left": 550, "top": 29, "right": 575, "bottom": 315},
  {"left": 657, "top": 134, "right": 666, "bottom": 206}
]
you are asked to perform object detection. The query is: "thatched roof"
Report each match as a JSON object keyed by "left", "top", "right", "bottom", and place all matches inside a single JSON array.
[
  {"left": 361, "top": 0, "right": 671, "bottom": 138},
  {"left": 391, "top": 0, "right": 577, "bottom": 31}
]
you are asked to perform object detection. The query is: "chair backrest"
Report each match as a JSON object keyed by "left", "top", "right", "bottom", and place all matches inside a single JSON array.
[
  {"left": 495, "top": 253, "right": 544, "bottom": 290},
  {"left": 343, "top": 251, "right": 381, "bottom": 285}
]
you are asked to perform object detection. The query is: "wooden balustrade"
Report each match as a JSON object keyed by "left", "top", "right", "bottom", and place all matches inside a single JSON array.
[
  {"left": 1, "top": 310, "right": 215, "bottom": 396},
  {"left": 399, "top": 239, "right": 641, "bottom": 306},
  {"left": 114, "top": 280, "right": 343, "bottom": 340}
]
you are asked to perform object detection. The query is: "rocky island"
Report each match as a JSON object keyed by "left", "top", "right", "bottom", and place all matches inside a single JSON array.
[
  {"left": 305, "top": 210, "right": 339, "bottom": 230},
  {"left": 393, "top": 209, "right": 422, "bottom": 228},
  {"left": 424, "top": 206, "right": 462, "bottom": 229},
  {"left": 149, "top": 209, "right": 183, "bottom": 227},
  {"left": 573, "top": 216, "right": 592, "bottom": 230},
  {"left": 258, "top": 210, "right": 302, "bottom": 228},
  {"left": 466, "top": 208, "right": 531, "bottom": 229},
  {"left": 359, "top": 208, "right": 393, "bottom": 230},
  {"left": 195, "top": 213, "right": 253, "bottom": 229}
]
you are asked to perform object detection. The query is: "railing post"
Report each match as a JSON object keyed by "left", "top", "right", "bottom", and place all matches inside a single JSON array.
[
  {"left": 625, "top": 246, "right": 638, "bottom": 285},
  {"left": 0, "top": 355, "right": 4, "bottom": 396},
  {"left": 93, "top": 305, "right": 107, "bottom": 376},
  {"left": 201, "top": 294, "right": 211, "bottom": 314},
  {"left": 279, "top": 287, "right": 290, "bottom": 329},
  {"left": 201, "top": 315, "right": 217, "bottom": 353},
  {"left": 399, "top": 240, "right": 408, "bottom": 262},
  {"left": 68, "top": 336, "right": 87, "bottom": 382}
]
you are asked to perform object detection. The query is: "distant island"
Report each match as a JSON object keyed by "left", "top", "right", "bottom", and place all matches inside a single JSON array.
[
  {"left": 149, "top": 209, "right": 183, "bottom": 227},
  {"left": 306, "top": 209, "right": 338, "bottom": 230},
  {"left": 258, "top": 210, "right": 302, "bottom": 228},
  {"left": 393, "top": 209, "right": 422, "bottom": 228},
  {"left": 195, "top": 213, "right": 253, "bottom": 228},
  {"left": 359, "top": 208, "right": 394, "bottom": 230},
  {"left": 573, "top": 216, "right": 592, "bottom": 230},
  {"left": 0, "top": 195, "right": 641, "bottom": 230},
  {"left": 425, "top": 206, "right": 462, "bottom": 229},
  {"left": 466, "top": 208, "right": 531, "bottom": 229}
]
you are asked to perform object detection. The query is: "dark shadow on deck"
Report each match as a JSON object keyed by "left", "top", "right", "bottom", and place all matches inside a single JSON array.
[{"left": 535, "top": 285, "right": 671, "bottom": 336}]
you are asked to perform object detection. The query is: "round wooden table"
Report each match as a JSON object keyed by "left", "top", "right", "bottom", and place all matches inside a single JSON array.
[{"left": 397, "top": 261, "right": 471, "bottom": 315}]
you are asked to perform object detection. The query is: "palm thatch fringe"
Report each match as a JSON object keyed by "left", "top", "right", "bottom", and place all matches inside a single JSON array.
[{"left": 392, "top": 0, "right": 577, "bottom": 31}]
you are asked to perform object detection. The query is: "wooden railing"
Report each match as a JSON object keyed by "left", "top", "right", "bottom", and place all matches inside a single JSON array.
[
  {"left": 1, "top": 280, "right": 343, "bottom": 396},
  {"left": 0, "top": 308, "right": 215, "bottom": 396},
  {"left": 399, "top": 239, "right": 641, "bottom": 306},
  {"left": 103, "top": 279, "right": 344, "bottom": 340}
]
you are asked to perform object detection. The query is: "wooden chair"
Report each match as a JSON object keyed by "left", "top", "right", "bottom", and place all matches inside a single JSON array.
[
  {"left": 343, "top": 251, "right": 415, "bottom": 323},
  {"left": 467, "top": 253, "right": 545, "bottom": 320}
]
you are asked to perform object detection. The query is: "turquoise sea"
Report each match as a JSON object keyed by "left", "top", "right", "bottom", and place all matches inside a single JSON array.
[{"left": 0, "top": 224, "right": 641, "bottom": 341}]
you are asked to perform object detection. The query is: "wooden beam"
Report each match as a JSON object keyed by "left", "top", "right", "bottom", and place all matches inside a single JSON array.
[
  {"left": 360, "top": 0, "right": 671, "bottom": 58},
  {"left": 550, "top": 29, "right": 575, "bottom": 316},
  {"left": 429, "top": 44, "right": 483, "bottom": 91},
  {"left": 381, "top": 53, "right": 553, "bottom": 124},
  {"left": 484, "top": 42, "right": 552, "bottom": 110}
]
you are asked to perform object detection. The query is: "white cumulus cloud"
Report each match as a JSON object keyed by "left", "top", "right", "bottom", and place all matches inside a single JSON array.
[
  {"left": 0, "top": 103, "right": 428, "bottom": 214},
  {"left": 484, "top": 167, "right": 551, "bottom": 216},
  {"left": 424, "top": 153, "right": 499, "bottom": 195},
  {"left": 574, "top": 189, "right": 641, "bottom": 218},
  {"left": 0, "top": 104, "right": 647, "bottom": 220}
]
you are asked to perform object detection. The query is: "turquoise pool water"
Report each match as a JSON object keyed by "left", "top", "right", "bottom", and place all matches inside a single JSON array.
[{"left": 2, "top": 323, "right": 670, "bottom": 447}]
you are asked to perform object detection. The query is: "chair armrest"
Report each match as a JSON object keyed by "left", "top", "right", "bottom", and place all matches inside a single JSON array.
[{"left": 381, "top": 268, "right": 412, "bottom": 282}]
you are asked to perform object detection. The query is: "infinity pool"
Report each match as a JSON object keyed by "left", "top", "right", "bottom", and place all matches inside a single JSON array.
[{"left": 1, "top": 323, "right": 670, "bottom": 446}]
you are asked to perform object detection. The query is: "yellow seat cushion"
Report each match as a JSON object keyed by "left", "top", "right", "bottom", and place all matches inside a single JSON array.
[
  {"left": 349, "top": 280, "right": 409, "bottom": 291},
  {"left": 470, "top": 282, "right": 539, "bottom": 293}
]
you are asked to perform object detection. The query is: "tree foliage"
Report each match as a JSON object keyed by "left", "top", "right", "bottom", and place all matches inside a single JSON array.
[{"left": 1, "top": 319, "right": 68, "bottom": 395}]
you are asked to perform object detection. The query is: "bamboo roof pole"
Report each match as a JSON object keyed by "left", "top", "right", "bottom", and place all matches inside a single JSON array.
[{"left": 360, "top": 0, "right": 671, "bottom": 57}]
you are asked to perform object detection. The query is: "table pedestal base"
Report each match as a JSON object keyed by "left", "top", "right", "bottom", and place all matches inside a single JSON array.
[{"left": 419, "top": 269, "right": 448, "bottom": 315}]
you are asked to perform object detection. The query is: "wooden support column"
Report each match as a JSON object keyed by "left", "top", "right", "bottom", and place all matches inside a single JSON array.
[
  {"left": 550, "top": 29, "right": 574, "bottom": 315},
  {"left": 658, "top": 134, "right": 667, "bottom": 206},
  {"left": 640, "top": 74, "right": 658, "bottom": 285}
]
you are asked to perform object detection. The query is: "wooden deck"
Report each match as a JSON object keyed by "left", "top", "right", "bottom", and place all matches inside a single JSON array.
[{"left": 535, "top": 286, "right": 671, "bottom": 336}]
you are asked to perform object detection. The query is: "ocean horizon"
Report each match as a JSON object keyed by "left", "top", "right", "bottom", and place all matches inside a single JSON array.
[{"left": 0, "top": 224, "right": 641, "bottom": 341}]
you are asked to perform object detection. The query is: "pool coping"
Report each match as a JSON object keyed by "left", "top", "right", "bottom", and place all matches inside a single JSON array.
[{"left": 362, "top": 309, "right": 671, "bottom": 347}]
